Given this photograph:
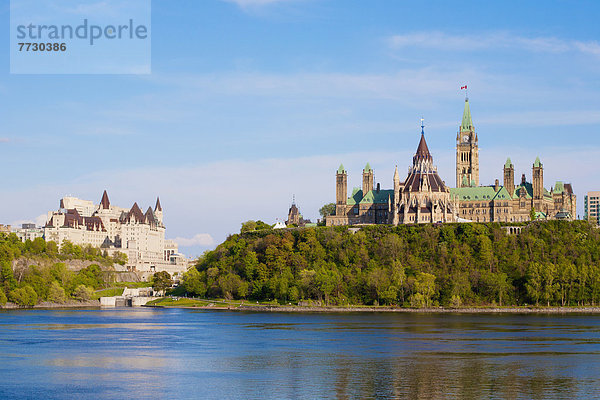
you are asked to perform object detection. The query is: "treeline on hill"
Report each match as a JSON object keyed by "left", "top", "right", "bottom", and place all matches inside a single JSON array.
[
  {"left": 180, "top": 221, "right": 600, "bottom": 307},
  {"left": 0, "top": 234, "right": 127, "bottom": 307}
]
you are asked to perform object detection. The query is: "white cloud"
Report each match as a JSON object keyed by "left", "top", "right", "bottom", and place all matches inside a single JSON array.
[
  {"left": 389, "top": 31, "right": 600, "bottom": 56},
  {"left": 173, "top": 233, "right": 215, "bottom": 247},
  {"left": 574, "top": 41, "right": 600, "bottom": 56},
  {"left": 10, "top": 214, "right": 47, "bottom": 228}
]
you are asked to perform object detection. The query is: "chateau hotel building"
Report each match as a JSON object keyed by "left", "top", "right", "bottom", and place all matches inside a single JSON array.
[
  {"left": 45, "top": 191, "right": 187, "bottom": 276},
  {"left": 326, "top": 98, "right": 576, "bottom": 226}
]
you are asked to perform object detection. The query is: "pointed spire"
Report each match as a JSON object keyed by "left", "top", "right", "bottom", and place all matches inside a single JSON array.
[
  {"left": 100, "top": 190, "right": 110, "bottom": 209},
  {"left": 504, "top": 157, "right": 513, "bottom": 168},
  {"left": 364, "top": 162, "right": 372, "bottom": 172},
  {"left": 128, "top": 202, "right": 144, "bottom": 223},
  {"left": 534, "top": 156, "right": 542, "bottom": 167},
  {"left": 461, "top": 98, "right": 474, "bottom": 132},
  {"left": 415, "top": 131, "right": 432, "bottom": 160},
  {"left": 393, "top": 165, "right": 399, "bottom": 181},
  {"left": 337, "top": 164, "right": 345, "bottom": 174},
  {"left": 155, "top": 196, "right": 162, "bottom": 212}
]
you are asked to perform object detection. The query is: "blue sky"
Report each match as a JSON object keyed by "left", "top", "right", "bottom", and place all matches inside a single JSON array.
[{"left": 1, "top": 0, "right": 599, "bottom": 256}]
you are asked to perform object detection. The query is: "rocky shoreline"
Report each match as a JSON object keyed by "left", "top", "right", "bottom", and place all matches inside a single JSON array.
[{"left": 0, "top": 300, "right": 101, "bottom": 309}]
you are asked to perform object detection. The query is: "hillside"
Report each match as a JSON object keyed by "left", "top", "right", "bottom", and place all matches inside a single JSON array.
[
  {"left": 181, "top": 221, "right": 600, "bottom": 307},
  {"left": 0, "top": 234, "right": 129, "bottom": 307}
]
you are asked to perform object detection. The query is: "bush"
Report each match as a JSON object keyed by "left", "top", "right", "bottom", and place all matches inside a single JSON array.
[
  {"left": 0, "top": 290, "right": 7, "bottom": 306},
  {"left": 48, "top": 281, "right": 67, "bottom": 303},
  {"left": 73, "top": 284, "right": 93, "bottom": 301},
  {"left": 9, "top": 285, "right": 38, "bottom": 307}
]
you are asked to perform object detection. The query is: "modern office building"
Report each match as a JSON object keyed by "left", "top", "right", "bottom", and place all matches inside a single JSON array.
[{"left": 585, "top": 192, "right": 600, "bottom": 224}]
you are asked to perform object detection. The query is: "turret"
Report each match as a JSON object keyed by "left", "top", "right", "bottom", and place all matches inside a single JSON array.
[
  {"left": 100, "top": 190, "right": 110, "bottom": 209},
  {"left": 335, "top": 164, "right": 347, "bottom": 216},
  {"left": 154, "top": 197, "right": 163, "bottom": 224},
  {"left": 533, "top": 157, "right": 544, "bottom": 202},
  {"left": 362, "top": 163, "right": 374, "bottom": 195},
  {"left": 503, "top": 158, "right": 515, "bottom": 196}
]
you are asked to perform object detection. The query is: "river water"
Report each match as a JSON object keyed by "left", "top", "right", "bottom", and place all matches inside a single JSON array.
[{"left": 1, "top": 308, "right": 600, "bottom": 399}]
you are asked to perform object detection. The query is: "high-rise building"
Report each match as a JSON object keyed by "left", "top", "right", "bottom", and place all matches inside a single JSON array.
[{"left": 585, "top": 192, "right": 600, "bottom": 224}]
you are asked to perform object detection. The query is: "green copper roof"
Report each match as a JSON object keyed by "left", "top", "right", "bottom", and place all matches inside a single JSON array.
[
  {"left": 450, "top": 185, "right": 511, "bottom": 201},
  {"left": 534, "top": 157, "right": 542, "bottom": 167},
  {"left": 364, "top": 162, "right": 372, "bottom": 172},
  {"left": 512, "top": 182, "right": 533, "bottom": 199},
  {"left": 347, "top": 189, "right": 394, "bottom": 205},
  {"left": 504, "top": 158, "right": 512, "bottom": 168},
  {"left": 337, "top": 164, "right": 345, "bottom": 174},
  {"left": 461, "top": 98, "right": 474, "bottom": 132},
  {"left": 554, "top": 181, "right": 565, "bottom": 193}
]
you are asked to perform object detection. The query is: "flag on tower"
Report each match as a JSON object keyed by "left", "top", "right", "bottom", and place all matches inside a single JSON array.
[{"left": 461, "top": 85, "right": 467, "bottom": 90}]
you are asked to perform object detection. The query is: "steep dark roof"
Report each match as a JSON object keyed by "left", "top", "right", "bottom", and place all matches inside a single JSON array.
[
  {"left": 155, "top": 197, "right": 162, "bottom": 212},
  {"left": 123, "top": 202, "right": 145, "bottom": 223},
  {"left": 83, "top": 216, "right": 106, "bottom": 232},
  {"left": 413, "top": 134, "right": 433, "bottom": 164},
  {"left": 403, "top": 170, "right": 446, "bottom": 193},
  {"left": 564, "top": 183, "right": 573, "bottom": 194},
  {"left": 145, "top": 207, "right": 157, "bottom": 225},
  {"left": 50, "top": 208, "right": 106, "bottom": 232},
  {"left": 100, "top": 190, "right": 110, "bottom": 209}
]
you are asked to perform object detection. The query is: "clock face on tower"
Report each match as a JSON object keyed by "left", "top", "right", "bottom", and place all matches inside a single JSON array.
[{"left": 462, "top": 135, "right": 469, "bottom": 143}]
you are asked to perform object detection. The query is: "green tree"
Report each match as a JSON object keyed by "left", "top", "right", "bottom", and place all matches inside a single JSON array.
[
  {"left": 241, "top": 221, "right": 258, "bottom": 233},
  {"left": 541, "top": 263, "right": 558, "bottom": 307},
  {"left": 48, "top": 281, "right": 67, "bottom": 304},
  {"left": 182, "top": 268, "right": 207, "bottom": 297},
  {"left": 414, "top": 272, "right": 437, "bottom": 308},
  {"left": 152, "top": 271, "right": 173, "bottom": 294},
  {"left": 319, "top": 203, "right": 336, "bottom": 218},
  {"left": 526, "top": 262, "right": 543, "bottom": 306},
  {"left": 73, "top": 284, "right": 93, "bottom": 301},
  {"left": 46, "top": 241, "right": 59, "bottom": 257},
  {"left": 218, "top": 273, "right": 248, "bottom": 299},
  {"left": 0, "top": 290, "right": 7, "bottom": 306},
  {"left": 30, "top": 237, "right": 47, "bottom": 254},
  {"left": 112, "top": 252, "right": 128, "bottom": 266},
  {"left": 0, "top": 261, "right": 16, "bottom": 293},
  {"left": 74, "top": 264, "right": 103, "bottom": 289},
  {"left": 9, "top": 285, "right": 38, "bottom": 307},
  {"left": 367, "top": 267, "right": 394, "bottom": 305}
]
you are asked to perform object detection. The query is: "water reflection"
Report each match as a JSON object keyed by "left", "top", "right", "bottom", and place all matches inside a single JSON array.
[{"left": 1, "top": 309, "right": 600, "bottom": 399}]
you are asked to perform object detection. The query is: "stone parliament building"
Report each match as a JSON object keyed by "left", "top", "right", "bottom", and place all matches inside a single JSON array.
[{"left": 325, "top": 98, "right": 576, "bottom": 226}]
